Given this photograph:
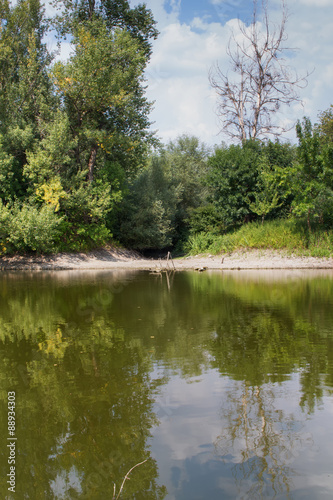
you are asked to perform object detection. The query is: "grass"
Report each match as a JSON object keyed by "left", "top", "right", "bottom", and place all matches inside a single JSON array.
[{"left": 184, "top": 219, "right": 333, "bottom": 258}]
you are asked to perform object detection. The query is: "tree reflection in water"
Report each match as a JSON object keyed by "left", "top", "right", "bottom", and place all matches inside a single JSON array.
[{"left": 215, "top": 380, "right": 315, "bottom": 499}]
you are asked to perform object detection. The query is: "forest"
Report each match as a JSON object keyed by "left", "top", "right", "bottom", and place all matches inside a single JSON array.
[{"left": 0, "top": 0, "right": 333, "bottom": 257}]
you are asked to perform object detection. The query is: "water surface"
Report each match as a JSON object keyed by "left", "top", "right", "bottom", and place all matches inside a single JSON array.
[{"left": 0, "top": 269, "right": 333, "bottom": 499}]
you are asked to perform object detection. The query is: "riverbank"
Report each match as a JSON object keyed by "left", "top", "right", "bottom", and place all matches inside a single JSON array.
[{"left": 1, "top": 247, "right": 333, "bottom": 270}]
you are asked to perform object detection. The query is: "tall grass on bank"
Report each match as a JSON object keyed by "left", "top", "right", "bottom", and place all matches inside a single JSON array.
[{"left": 184, "top": 219, "right": 333, "bottom": 258}]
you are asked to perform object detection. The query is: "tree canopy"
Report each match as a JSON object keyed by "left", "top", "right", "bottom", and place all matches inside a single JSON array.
[{"left": 0, "top": 0, "right": 158, "bottom": 253}]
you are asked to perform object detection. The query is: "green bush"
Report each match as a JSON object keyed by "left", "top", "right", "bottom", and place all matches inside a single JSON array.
[
  {"left": 1, "top": 202, "right": 64, "bottom": 254},
  {"left": 187, "top": 204, "right": 225, "bottom": 235},
  {"left": 58, "top": 221, "right": 112, "bottom": 252}
]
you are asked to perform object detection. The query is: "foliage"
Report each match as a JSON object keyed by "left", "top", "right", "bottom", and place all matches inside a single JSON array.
[
  {"left": 0, "top": 0, "right": 55, "bottom": 201},
  {"left": 52, "top": 0, "right": 158, "bottom": 59},
  {"left": 207, "top": 140, "right": 262, "bottom": 228},
  {"left": 185, "top": 218, "right": 333, "bottom": 258},
  {"left": 318, "top": 104, "right": 333, "bottom": 143},
  {"left": 0, "top": 0, "right": 332, "bottom": 257},
  {"left": 115, "top": 135, "right": 211, "bottom": 250},
  {"left": 0, "top": 136, "right": 20, "bottom": 202},
  {"left": 206, "top": 139, "right": 296, "bottom": 233},
  {"left": 35, "top": 179, "right": 66, "bottom": 212},
  {"left": 24, "top": 111, "right": 75, "bottom": 188},
  {"left": 52, "top": 21, "right": 153, "bottom": 182},
  {"left": 163, "top": 135, "right": 211, "bottom": 246},
  {"left": 291, "top": 117, "right": 333, "bottom": 230},
  {"left": 0, "top": 201, "right": 64, "bottom": 253},
  {"left": 248, "top": 155, "right": 282, "bottom": 224},
  {"left": 186, "top": 204, "right": 225, "bottom": 235},
  {"left": 0, "top": 0, "right": 158, "bottom": 254},
  {"left": 117, "top": 156, "right": 180, "bottom": 250}
]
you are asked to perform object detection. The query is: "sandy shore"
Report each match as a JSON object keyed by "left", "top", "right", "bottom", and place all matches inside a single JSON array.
[{"left": 1, "top": 247, "right": 333, "bottom": 271}]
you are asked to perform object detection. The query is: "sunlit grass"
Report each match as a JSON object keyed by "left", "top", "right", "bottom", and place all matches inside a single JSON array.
[{"left": 185, "top": 219, "right": 333, "bottom": 258}]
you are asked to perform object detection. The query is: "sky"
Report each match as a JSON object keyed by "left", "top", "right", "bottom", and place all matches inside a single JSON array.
[{"left": 123, "top": 0, "right": 333, "bottom": 147}]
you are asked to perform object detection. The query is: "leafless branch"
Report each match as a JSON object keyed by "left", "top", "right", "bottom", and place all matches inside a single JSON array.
[
  {"left": 112, "top": 459, "right": 149, "bottom": 500},
  {"left": 209, "top": 0, "right": 311, "bottom": 142}
]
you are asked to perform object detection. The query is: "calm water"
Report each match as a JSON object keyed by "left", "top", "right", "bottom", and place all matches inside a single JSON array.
[{"left": 1, "top": 269, "right": 333, "bottom": 499}]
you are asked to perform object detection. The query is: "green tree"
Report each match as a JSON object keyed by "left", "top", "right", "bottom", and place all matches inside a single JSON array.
[
  {"left": 207, "top": 140, "right": 262, "bottom": 229},
  {"left": 0, "top": 0, "right": 54, "bottom": 200},
  {"left": 52, "top": 0, "right": 158, "bottom": 58},
  {"left": 51, "top": 0, "right": 158, "bottom": 180},
  {"left": 52, "top": 22, "right": 152, "bottom": 183},
  {"left": 248, "top": 155, "right": 282, "bottom": 224},
  {"left": 291, "top": 117, "right": 333, "bottom": 230},
  {"left": 318, "top": 104, "right": 333, "bottom": 144},
  {"left": 115, "top": 136, "right": 211, "bottom": 250},
  {"left": 206, "top": 139, "right": 296, "bottom": 233},
  {"left": 117, "top": 156, "right": 180, "bottom": 250},
  {"left": 164, "top": 135, "right": 211, "bottom": 245},
  {"left": 0, "top": 0, "right": 158, "bottom": 253}
]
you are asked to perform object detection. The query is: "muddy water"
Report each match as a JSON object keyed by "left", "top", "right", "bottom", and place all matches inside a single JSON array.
[{"left": 0, "top": 269, "right": 333, "bottom": 499}]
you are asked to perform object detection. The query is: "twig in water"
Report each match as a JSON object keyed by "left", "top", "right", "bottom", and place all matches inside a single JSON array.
[
  {"left": 167, "top": 251, "right": 176, "bottom": 271},
  {"left": 113, "top": 459, "right": 148, "bottom": 500}
]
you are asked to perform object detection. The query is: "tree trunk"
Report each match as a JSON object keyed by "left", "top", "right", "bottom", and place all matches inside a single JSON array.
[
  {"left": 88, "top": 0, "right": 95, "bottom": 20},
  {"left": 307, "top": 209, "right": 311, "bottom": 233},
  {"left": 88, "top": 144, "right": 98, "bottom": 183}
]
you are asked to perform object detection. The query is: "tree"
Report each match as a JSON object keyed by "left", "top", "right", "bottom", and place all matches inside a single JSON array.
[
  {"left": 163, "top": 135, "right": 211, "bottom": 244},
  {"left": 116, "top": 156, "right": 180, "bottom": 250},
  {"left": 52, "top": 21, "right": 151, "bottom": 183},
  {"left": 114, "top": 136, "right": 211, "bottom": 250},
  {"left": 206, "top": 139, "right": 296, "bottom": 231},
  {"left": 291, "top": 117, "right": 333, "bottom": 230},
  {"left": 209, "top": 0, "right": 308, "bottom": 142},
  {"left": 0, "top": 0, "right": 160, "bottom": 253},
  {"left": 248, "top": 155, "right": 282, "bottom": 224},
  {"left": 207, "top": 140, "right": 262, "bottom": 229},
  {"left": 0, "top": 0, "right": 55, "bottom": 200},
  {"left": 51, "top": 0, "right": 158, "bottom": 180},
  {"left": 318, "top": 104, "right": 333, "bottom": 144},
  {"left": 52, "top": 0, "right": 158, "bottom": 59}
]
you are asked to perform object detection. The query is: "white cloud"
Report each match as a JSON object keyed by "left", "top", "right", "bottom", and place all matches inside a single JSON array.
[
  {"left": 145, "top": 20, "right": 232, "bottom": 145},
  {"left": 298, "top": 0, "right": 333, "bottom": 5},
  {"left": 143, "top": 0, "right": 333, "bottom": 146},
  {"left": 284, "top": 2, "right": 333, "bottom": 122}
]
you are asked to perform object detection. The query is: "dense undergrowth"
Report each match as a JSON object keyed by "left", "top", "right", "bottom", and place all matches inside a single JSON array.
[{"left": 184, "top": 219, "right": 333, "bottom": 258}]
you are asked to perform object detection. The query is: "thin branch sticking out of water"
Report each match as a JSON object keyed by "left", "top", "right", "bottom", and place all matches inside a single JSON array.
[{"left": 113, "top": 459, "right": 149, "bottom": 499}]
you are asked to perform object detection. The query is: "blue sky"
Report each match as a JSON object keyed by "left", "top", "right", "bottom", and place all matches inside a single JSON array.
[
  {"left": 125, "top": 0, "right": 333, "bottom": 146},
  {"left": 174, "top": 0, "right": 254, "bottom": 25}
]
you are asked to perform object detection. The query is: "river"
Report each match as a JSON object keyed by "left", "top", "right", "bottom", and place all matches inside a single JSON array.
[{"left": 0, "top": 269, "right": 333, "bottom": 499}]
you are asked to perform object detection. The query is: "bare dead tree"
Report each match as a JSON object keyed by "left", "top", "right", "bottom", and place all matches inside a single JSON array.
[{"left": 209, "top": 0, "right": 310, "bottom": 142}]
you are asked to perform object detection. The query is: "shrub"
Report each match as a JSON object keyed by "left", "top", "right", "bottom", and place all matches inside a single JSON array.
[{"left": 2, "top": 202, "right": 64, "bottom": 254}]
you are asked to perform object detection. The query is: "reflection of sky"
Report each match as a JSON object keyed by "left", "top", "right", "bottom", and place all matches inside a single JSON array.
[
  {"left": 50, "top": 465, "right": 83, "bottom": 499},
  {"left": 150, "top": 368, "right": 333, "bottom": 499},
  {"left": 150, "top": 369, "right": 231, "bottom": 499}
]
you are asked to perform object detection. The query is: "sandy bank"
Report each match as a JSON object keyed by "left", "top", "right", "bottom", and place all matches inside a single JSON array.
[{"left": 1, "top": 247, "right": 333, "bottom": 271}]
